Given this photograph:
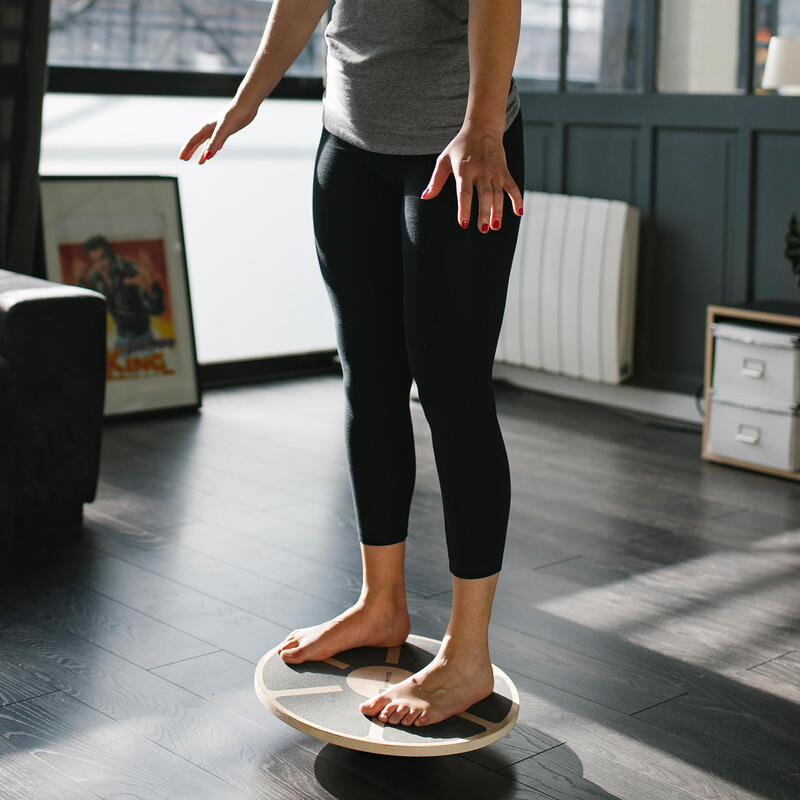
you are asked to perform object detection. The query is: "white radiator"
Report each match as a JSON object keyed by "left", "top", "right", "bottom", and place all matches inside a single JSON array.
[{"left": 496, "top": 191, "right": 640, "bottom": 384}]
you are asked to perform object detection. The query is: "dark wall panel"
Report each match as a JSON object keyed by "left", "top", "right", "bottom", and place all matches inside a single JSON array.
[
  {"left": 565, "top": 124, "right": 637, "bottom": 205},
  {"left": 649, "top": 128, "right": 737, "bottom": 390},
  {"left": 754, "top": 133, "right": 800, "bottom": 302},
  {"left": 517, "top": 90, "right": 800, "bottom": 396},
  {"left": 522, "top": 123, "right": 553, "bottom": 192}
]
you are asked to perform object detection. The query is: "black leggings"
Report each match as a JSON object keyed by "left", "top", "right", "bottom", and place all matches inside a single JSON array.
[{"left": 312, "top": 111, "right": 524, "bottom": 580}]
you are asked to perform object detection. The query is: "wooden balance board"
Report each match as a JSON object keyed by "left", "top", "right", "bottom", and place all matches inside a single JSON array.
[{"left": 254, "top": 633, "right": 519, "bottom": 757}]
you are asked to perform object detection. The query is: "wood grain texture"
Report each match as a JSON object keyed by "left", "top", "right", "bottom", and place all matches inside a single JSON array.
[
  {"left": 1, "top": 375, "right": 798, "bottom": 799},
  {"left": 0, "top": 728, "right": 98, "bottom": 800}
]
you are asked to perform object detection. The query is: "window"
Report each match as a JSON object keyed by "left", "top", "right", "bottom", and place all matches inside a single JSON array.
[
  {"left": 39, "top": 94, "right": 333, "bottom": 364},
  {"left": 515, "top": 0, "right": 562, "bottom": 88},
  {"left": 514, "top": 0, "right": 645, "bottom": 92},
  {"left": 657, "top": 0, "right": 742, "bottom": 93},
  {"left": 567, "top": 0, "right": 644, "bottom": 91},
  {"left": 47, "top": 0, "right": 325, "bottom": 77},
  {"left": 755, "top": 0, "right": 800, "bottom": 90}
]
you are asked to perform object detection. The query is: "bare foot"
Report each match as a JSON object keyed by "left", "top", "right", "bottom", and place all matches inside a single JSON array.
[
  {"left": 359, "top": 637, "right": 495, "bottom": 726},
  {"left": 277, "top": 599, "right": 410, "bottom": 664}
]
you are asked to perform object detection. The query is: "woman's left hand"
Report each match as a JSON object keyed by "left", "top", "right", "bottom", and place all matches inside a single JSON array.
[{"left": 420, "top": 125, "right": 523, "bottom": 233}]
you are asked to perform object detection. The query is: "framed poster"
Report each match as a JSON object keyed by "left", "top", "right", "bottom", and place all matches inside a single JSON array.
[{"left": 39, "top": 175, "right": 201, "bottom": 417}]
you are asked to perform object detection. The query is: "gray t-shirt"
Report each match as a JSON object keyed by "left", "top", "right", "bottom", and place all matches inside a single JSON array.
[{"left": 321, "top": 0, "right": 521, "bottom": 155}]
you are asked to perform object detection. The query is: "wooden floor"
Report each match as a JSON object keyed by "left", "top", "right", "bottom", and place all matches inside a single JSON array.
[{"left": 1, "top": 375, "right": 799, "bottom": 800}]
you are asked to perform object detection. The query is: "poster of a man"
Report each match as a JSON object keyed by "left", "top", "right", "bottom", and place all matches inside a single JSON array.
[
  {"left": 76, "top": 235, "right": 167, "bottom": 352},
  {"left": 39, "top": 176, "right": 200, "bottom": 416}
]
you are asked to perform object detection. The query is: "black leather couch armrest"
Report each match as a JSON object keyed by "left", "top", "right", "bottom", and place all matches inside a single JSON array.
[
  {"left": 0, "top": 268, "right": 108, "bottom": 510},
  {"left": 0, "top": 269, "right": 106, "bottom": 352},
  {"left": 0, "top": 353, "right": 13, "bottom": 543}
]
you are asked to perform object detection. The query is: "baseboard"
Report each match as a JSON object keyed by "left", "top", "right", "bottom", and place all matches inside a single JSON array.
[{"left": 489, "top": 362, "right": 703, "bottom": 427}]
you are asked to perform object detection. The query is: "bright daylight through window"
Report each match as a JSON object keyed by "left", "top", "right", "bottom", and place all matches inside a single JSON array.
[{"left": 47, "top": 0, "right": 326, "bottom": 75}]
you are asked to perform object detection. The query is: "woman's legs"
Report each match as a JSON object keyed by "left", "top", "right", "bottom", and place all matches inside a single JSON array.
[
  {"left": 402, "top": 112, "right": 524, "bottom": 580},
  {"left": 280, "top": 116, "right": 525, "bottom": 726},
  {"left": 279, "top": 127, "right": 415, "bottom": 663},
  {"left": 358, "top": 113, "right": 525, "bottom": 724},
  {"left": 311, "top": 129, "right": 417, "bottom": 548}
]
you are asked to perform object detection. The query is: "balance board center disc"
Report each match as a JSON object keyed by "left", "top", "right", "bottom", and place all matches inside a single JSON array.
[{"left": 254, "top": 633, "right": 520, "bottom": 757}]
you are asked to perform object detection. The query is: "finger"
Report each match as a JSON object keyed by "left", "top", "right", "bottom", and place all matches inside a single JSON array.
[
  {"left": 179, "top": 123, "right": 214, "bottom": 161},
  {"left": 490, "top": 183, "right": 504, "bottom": 230},
  {"left": 421, "top": 157, "right": 452, "bottom": 199},
  {"left": 476, "top": 178, "right": 493, "bottom": 233},
  {"left": 456, "top": 176, "right": 473, "bottom": 229},
  {"left": 505, "top": 175, "right": 524, "bottom": 216},
  {"left": 201, "top": 120, "right": 232, "bottom": 163}
]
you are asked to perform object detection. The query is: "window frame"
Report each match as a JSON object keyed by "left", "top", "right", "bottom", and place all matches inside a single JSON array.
[
  {"left": 45, "top": 0, "right": 330, "bottom": 99},
  {"left": 47, "top": 67, "right": 323, "bottom": 98},
  {"left": 513, "top": 0, "right": 760, "bottom": 97},
  {"left": 45, "top": 0, "right": 763, "bottom": 99}
]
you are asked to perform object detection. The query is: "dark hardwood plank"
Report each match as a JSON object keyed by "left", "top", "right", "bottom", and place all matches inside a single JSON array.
[
  {"left": 81, "top": 477, "right": 203, "bottom": 533},
  {"left": 633, "top": 681, "right": 800, "bottom": 770},
  {"left": 70, "top": 542, "right": 354, "bottom": 631},
  {"left": 58, "top": 550, "right": 292, "bottom": 664},
  {"left": 4, "top": 375, "right": 798, "bottom": 800},
  {"left": 69, "top": 535, "right": 688, "bottom": 719},
  {"left": 0, "top": 614, "right": 357, "bottom": 800},
  {"left": 750, "top": 650, "right": 800, "bottom": 688},
  {"left": 82, "top": 512, "right": 445, "bottom": 604},
  {"left": 497, "top": 534, "right": 800, "bottom": 671},
  {"left": 99, "top": 451, "right": 300, "bottom": 517},
  {"left": 0, "top": 727, "right": 100, "bottom": 800},
  {"left": 319, "top": 743, "right": 550, "bottom": 800},
  {"left": 504, "top": 742, "right": 698, "bottom": 800},
  {"left": 0, "top": 629, "right": 55, "bottom": 708},
  {"left": 1, "top": 573, "right": 218, "bottom": 670},
  {"left": 0, "top": 691, "right": 246, "bottom": 800},
  {"left": 500, "top": 665, "right": 800, "bottom": 800}
]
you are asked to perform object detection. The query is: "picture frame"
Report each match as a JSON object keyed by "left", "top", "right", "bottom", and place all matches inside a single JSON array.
[{"left": 39, "top": 175, "right": 201, "bottom": 417}]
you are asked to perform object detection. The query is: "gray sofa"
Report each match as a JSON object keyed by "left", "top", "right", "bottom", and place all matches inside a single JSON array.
[{"left": 0, "top": 268, "right": 107, "bottom": 550}]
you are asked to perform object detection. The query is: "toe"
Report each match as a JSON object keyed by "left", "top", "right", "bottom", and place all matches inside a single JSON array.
[
  {"left": 402, "top": 707, "right": 422, "bottom": 726},
  {"left": 361, "top": 694, "right": 389, "bottom": 716},
  {"left": 378, "top": 702, "right": 398, "bottom": 722},
  {"left": 388, "top": 705, "right": 408, "bottom": 725},
  {"left": 279, "top": 646, "right": 302, "bottom": 662},
  {"left": 413, "top": 710, "right": 429, "bottom": 726}
]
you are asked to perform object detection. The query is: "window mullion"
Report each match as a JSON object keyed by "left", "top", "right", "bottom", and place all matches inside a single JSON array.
[
  {"left": 739, "top": 0, "right": 755, "bottom": 94},
  {"left": 644, "top": 0, "right": 659, "bottom": 95},
  {"left": 559, "top": 0, "right": 569, "bottom": 91}
]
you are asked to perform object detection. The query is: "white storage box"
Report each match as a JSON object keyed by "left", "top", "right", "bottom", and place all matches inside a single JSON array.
[
  {"left": 711, "top": 322, "right": 800, "bottom": 403},
  {"left": 708, "top": 388, "right": 800, "bottom": 471}
]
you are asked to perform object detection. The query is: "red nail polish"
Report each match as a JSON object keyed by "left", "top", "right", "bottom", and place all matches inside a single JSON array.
[
  {"left": 518, "top": 206, "right": 524, "bottom": 215},
  {"left": 491, "top": 220, "right": 501, "bottom": 229},
  {"left": 461, "top": 220, "right": 468, "bottom": 228},
  {"left": 481, "top": 223, "right": 489, "bottom": 233},
  {"left": 421, "top": 187, "right": 429, "bottom": 198}
]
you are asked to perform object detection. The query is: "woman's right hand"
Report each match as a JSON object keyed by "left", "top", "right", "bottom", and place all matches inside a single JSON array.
[{"left": 179, "top": 100, "right": 258, "bottom": 164}]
